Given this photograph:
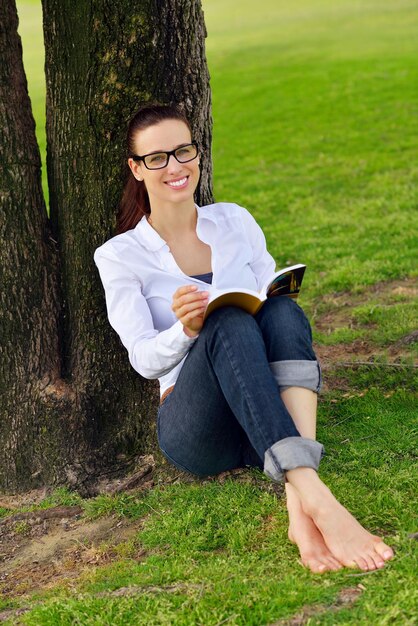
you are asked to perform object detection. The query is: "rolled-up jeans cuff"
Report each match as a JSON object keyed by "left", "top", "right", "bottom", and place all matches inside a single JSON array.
[
  {"left": 264, "top": 436, "right": 325, "bottom": 483},
  {"left": 269, "top": 359, "right": 322, "bottom": 393}
]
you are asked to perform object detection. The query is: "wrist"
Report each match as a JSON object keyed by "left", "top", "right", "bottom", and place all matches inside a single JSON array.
[{"left": 183, "top": 326, "right": 199, "bottom": 338}]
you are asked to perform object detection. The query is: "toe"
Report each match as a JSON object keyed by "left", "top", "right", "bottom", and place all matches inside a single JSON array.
[
  {"left": 312, "top": 561, "right": 327, "bottom": 574},
  {"left": 303, "top": 557, "right": 327, "bottom": 574},
  {"left": 373, "top": 539, "right": 394, "bottom": 561},
  {"left": 367, "top": 550, "right": 385, "bottom": 570},
  {"left": 363, "top": 553, "right": 378, "bottom": 571},
  {"left": 353, "top": 556, "right": 369, "bottom": 571},
  {"left": 327, "top": 556, "right": 343, "bottom": 571}
]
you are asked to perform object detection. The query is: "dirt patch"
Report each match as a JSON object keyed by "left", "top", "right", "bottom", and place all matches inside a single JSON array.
[
  {"left": 0, "top": 512, "right": 146, "bottom": 599},
  {"left": 315, "top": 339, "right": 377, "bottom": 368},
  {"left": 316, "top": 277, "right": 417, "bottom": 316},
  {"left": 311, "top": 276, "right": 417, "bottom": 386},
  {"left": 313, "top": 276, "right": 417, "bottom": 344},
  {"left": 0, "top": 607, "right": 30, "bottom": 623},
  {"left": 0, "top": 488, "right": 51, "bottom": 512},
  {"left": 270, "top": 585, "right": 363, "bottom": 625}
]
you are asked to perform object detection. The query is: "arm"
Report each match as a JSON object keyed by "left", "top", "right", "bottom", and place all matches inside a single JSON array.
[
  {"left": 94, "top": 246, "right": 199, "bottom": 380},
  {"left": 240, "top": 206, "right": 276, "bottom": 290}
]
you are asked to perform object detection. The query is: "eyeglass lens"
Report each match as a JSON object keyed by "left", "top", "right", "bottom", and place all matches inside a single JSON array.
[{"left": 144, "top": 144, "right": 198, "bottom": 169}]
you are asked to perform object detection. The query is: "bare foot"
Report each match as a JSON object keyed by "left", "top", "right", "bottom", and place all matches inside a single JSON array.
[
  {"left": 312, "top": 498, "right": 394, "bottom": 571},
  {"left": 286, "top": 483, "right": 342, "bottom": 574},
  {"left": 288, "top": 470, "right": 395, "bottom": 571}
]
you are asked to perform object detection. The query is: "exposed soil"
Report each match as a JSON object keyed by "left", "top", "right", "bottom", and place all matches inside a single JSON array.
[
  {"left": 0, "top": 460, "right": 157, "bottom": 609},
  {"left": 312, "top": 276, "right": 417, "bottom": 390},
  {"left": 0, "top": 510, "right": 146, "bottom": 600},
  {"left": 270, "top": 585, "right": 364, "bottom": 625},
  {"left": 313, "top": 277, "right": 417, "bottom": 358},
  {"left": 314, "top": 277, "right": 417, "bottom": 326},
  {"left": 315, "top": 340, "right": 417, "bottom": 369}
]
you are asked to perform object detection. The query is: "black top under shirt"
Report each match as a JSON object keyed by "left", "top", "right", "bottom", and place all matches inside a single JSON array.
[{"left": 189, "top": 272, "right": 213, "bottom": 284}]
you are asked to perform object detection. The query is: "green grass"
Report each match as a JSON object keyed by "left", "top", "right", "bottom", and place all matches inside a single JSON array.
[
  {"left": 314, "top": 298, "right": 418, "bottom": 350},
  {"left": 2, "top": 379, "right": 417, "bottom": 624},
  {"left": 4, "top": 386, "right": 417, "bottom": 625},
  {"left": 206, "top": 0, "right": 418, "bottom": 303},
  {"left": 7, "top": 0, "right": 418, "bottom": 624},
  {"left": 15, "top": 0, "right": 47, "bottom": 204}
]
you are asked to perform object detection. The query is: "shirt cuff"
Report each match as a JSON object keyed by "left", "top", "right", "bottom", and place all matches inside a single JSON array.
[{"left": 169, "top": 319, "right": 199, "bottom": 351}]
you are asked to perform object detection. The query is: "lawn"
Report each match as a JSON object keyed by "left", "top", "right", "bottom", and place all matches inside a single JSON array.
[{"left": 4, "top": 0, "right": 417, "bottom": 624}]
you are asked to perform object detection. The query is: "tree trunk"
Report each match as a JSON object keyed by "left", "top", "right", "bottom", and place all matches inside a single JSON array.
[
  {"left": 0, "top": 0, "right": 212, "bottom": 492},
  {"left": 0, "top": 0, "right": 71, "bottom": 492}
]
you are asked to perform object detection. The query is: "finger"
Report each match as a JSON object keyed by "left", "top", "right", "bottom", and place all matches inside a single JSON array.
[
  {"left": 173, "top": 285, "right": 199, "bottom": 299},
  {"left": 172, "top": 291, "right": 209, "bottom": 313},
  {"left": 179, "top": 307, "right": 206, "bottom": 333},
  {"left": 175, "top": 299, "right": 208, "bottom": 322},
  {"left": 181, "top": 309, "right": 206, "bottom": 326}
]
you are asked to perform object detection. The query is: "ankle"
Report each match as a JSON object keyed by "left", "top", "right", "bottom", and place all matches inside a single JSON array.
[
  {"left": 285, "top": 467, "right": 322, "bottom": 491},
  {"left": 286, "top": 468, "right": 334, "bottom": 516}
]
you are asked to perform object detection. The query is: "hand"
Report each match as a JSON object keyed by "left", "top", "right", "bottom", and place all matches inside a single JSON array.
[{"left": 171, "top": 285, "right": 209, "bottom": 337}]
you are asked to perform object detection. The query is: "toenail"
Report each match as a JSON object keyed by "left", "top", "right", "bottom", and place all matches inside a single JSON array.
[{"left": 383, "top": 550, "right": 393, "bottom": 559}]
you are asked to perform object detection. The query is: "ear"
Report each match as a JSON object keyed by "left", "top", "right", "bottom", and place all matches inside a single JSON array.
[{"left": 128, "top": 157, "right": 143, "bottom": 182}]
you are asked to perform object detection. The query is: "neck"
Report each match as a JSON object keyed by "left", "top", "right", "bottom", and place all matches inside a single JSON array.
[{"left": 147, "top": 199, "right": 197, "bottom": 240}]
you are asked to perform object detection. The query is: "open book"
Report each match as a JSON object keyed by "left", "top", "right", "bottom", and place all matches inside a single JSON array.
[{"left": 203, "top": 264, "right": 306, "bottom": 320}]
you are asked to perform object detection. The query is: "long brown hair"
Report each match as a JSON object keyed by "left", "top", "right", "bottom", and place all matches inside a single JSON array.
[{"left": 115, "top": 104, "right": 192, "bottom": 235}]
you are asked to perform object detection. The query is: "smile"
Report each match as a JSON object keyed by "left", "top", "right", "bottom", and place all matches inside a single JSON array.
[{"left": 165, "top": 176, "right": 189, "bottom": 189}]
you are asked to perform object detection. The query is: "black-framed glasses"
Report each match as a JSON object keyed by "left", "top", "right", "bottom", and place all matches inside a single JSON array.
[{"left": 130, "top": 141, "right": 199, "bottom": 170}]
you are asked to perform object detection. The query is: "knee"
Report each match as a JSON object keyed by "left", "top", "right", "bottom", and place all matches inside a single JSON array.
[
  {"left": 200, "top": 306, "right": 262, "bottom": 357},
  {"left": 203, "top": 306, "right": 257, "bottom": 336},
  {"left": 257, "top": 297, "right": 312, "bottom": 339},
  {"left": 256, "top": 297, "right": 317, "bottom": 362}
]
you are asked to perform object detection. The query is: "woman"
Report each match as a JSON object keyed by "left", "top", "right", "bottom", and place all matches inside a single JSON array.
[{"left": 94, "top": 104, "right": 394, "bottom": 574}]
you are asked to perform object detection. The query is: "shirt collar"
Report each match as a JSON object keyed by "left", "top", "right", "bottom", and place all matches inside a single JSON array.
[
  {"left": 134, "top": 204, "right": 218, "bottom": 251},
  {"left": 134, "top": 215, "right": 167, "bottom": 252},
  {"left": 196, "top": 203, "right": 218, "bottom": 224}
]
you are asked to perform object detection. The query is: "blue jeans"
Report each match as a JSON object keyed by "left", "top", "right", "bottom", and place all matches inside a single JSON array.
[{"left": 157, "top": 297, "right": 324, "bottom": 482}]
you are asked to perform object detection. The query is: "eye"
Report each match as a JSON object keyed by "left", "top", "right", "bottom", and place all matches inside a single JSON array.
[
  {"left": 176, "top": 145, "right": 193, "bottom": 156},
  {"left": 148, "top": 153, "right": 166, "bottom": 163}
]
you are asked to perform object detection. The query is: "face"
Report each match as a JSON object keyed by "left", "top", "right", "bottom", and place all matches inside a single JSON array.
[{"left": 128, "top": 119, "right": 200, "bottom": 208}]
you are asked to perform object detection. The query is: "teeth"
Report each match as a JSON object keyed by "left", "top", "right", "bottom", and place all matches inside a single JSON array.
[{"left": 167, "top": 177, "right": 187, "bottom": 187}]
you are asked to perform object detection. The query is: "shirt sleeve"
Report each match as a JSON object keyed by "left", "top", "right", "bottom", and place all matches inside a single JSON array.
[
  {"left": 93, "top": 244, "right": 198, "bottom": 380},
  {"left": 239, "top": 206, "right": 276, "bottom": 290}
]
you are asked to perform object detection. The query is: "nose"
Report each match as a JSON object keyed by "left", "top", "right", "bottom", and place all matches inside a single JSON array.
[{"left": 166, "top": 153, "right": 183, "bottom": 174}]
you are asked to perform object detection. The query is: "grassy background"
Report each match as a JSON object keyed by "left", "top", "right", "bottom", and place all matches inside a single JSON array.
[
  {"left": 16, "top": 0, "right": 47, "bottom": 200},
  {"left": 206, "top": 0, "right": 418, "bottom": 292},
  {"left": 7, "top": 0, "right": 418, "bottom": 624}
]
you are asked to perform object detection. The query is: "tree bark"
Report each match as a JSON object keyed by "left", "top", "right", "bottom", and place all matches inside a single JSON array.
[
  {"left": 0, "top": 0, "right": 70, "bottom": 492},
  {"left": 0, "top": 0, "right": 212, "bottom": 492}
]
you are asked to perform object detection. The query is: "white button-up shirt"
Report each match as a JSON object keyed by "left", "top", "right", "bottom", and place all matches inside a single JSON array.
[{"left": 93, "top": 202, "right": 276, "bottom": 397}]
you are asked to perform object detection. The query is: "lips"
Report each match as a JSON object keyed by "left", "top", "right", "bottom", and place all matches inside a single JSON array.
[{"left": 165, "top": 176, "right": 189, "bottom": 189}]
